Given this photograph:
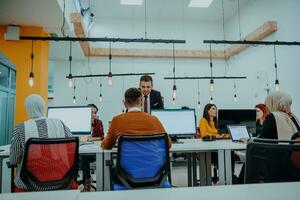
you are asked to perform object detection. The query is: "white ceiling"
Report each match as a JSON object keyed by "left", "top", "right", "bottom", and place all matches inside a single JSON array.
[
  {"left": 91, "top": 0, "right": 250, "bottom": 22},
  {"left": 0, "top": 0, "right": 65, "bottom": 33},
  {"left": 0, "top": 0, "right": 250, "bottom": 60}
]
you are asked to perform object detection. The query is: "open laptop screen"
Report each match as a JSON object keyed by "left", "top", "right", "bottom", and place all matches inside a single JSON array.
[{"left": 227, "top": 124, "right": 250, "bottom": 142}]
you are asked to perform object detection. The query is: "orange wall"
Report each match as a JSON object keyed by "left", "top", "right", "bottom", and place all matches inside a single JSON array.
[{"left": 0, "top": 25, "right": 49, "bottom": 125}]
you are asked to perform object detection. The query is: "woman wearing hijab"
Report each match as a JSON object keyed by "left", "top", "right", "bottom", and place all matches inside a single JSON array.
[
  {"left": 10, "top": 94, "right": 72, "bottom": 190},
  {"left": 259, "top": 91, "right": 300, "bottom": 140}
]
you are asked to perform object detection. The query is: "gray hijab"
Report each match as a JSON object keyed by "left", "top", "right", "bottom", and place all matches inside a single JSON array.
[{"left": 25, "top": 94, "right": 46, "bottom": 119}]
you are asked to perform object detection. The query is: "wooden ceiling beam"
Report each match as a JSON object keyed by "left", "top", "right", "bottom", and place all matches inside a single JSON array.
[
  {"left": 70, "top": 13, "right": 277, "bottom": 60},
  {"left": 226, "top": 21, "right": 277, "bottom": 58},
  {"left": 70, "top": 13, "right": 90, "bottom": 56}
]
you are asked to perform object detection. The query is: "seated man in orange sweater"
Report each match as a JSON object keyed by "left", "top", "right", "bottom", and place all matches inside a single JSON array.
[{"left": 101, "top": 87, "right": 172, "bottom": 149}]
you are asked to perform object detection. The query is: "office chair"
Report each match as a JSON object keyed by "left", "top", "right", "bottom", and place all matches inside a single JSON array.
[
  {"left": 113, "top": 133, "right": 171, "bottom": 190},
  {"left": 14, "top": 137, "right": 79, "bottom": 192},
  {"left": 245, "top": 138, "right": 300, "bottom": 184}
]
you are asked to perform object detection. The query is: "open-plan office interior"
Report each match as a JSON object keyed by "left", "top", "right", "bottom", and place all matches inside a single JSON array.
[{"left": 0, "top": 0, "right": 300, "bottom": 199}]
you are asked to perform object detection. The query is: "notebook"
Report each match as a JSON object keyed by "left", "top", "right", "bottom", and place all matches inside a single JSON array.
[{"left": 227, "top": 124, "right": 250, "bottom": 142}]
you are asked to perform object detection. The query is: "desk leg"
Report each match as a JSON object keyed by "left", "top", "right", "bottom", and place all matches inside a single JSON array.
[
  {"left": 0, "top": 157, "right": 2, "bottom": 193},
  {"left": 187, "top": 153, "right": 192, "bottom": 187},
  {"left": 225, "top": 150, "right": 232, "bottom": 185},
  {"left": 218, "top": 150, "right": 225, "bottom": 185},
  {"left": 192, "top": 153, "right": 197, "bottom": 186},
  {"left": 96, "top": 152, "right": 103, "bottom": 191},
  {"left": 104, "top": 152, "right": 112, "bottom": 191},
  {"left": 198, "top": 152, "right": 206, "bottom": 186},
  {"left": 205, "top": 152, "right": 212, "bottom": 186}
]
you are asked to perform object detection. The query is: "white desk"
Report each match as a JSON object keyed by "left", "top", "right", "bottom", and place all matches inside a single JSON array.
[
  {"left": 102, "top": 139, "right": 246, "bottom": 190},
  {"left": 0, "top": 145, "right": 9, "bottom": 193},
  {"left": 0, "top": 189, "right": 80, "bottom": 200},
  {"left": 173, "top": 139, "right": 246, "bottom": 185},
  {"left": 78, "top": 182, "right": 300, "bottom": 200},
  {"left": 0, "top": 142, "right": 104, "bottom": 192}
]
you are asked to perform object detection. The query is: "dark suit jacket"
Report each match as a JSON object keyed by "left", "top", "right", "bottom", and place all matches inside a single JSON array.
[{"left": 150, "top": 89, "right": 164, "bottom": 110}]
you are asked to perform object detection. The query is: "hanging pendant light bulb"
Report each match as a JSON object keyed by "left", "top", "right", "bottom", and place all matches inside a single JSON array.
[
  {"left": 67, "top": 41, "right": 73, "bottom": 88},
  {"left": 172, "top": 84, "right": 177, "bottom": 99},
  {"left": 172, "top": 98, "right": 176, "bottom": 105},
  {"left": 99, "top": 93, "right": 103, "bottom": 102},
  {"left": 68, "top": 77, "right": 73, "bottom": 88},
  {"left": 233, "top": 80, "right": 238, "bottom": 102},
  {"left": 28, "top": 40, "right": 34, "bottom": 87},
  {"left": 273, "top": 45, "right": 280, "bottom": 91},
  {"left": 99, "top": 79, "right": 103, "bottom": 102},
  {"left": 197, "top": 100, "right": 201, "bottom": 109},
  {"left": 108, "top": 72, "right": 113, "bottom": 86},
  {"left": 29, "top": 72, "right": 34, "bottom": 87},
  {"left": 234, "top": 94, "right": 238, "bottom": 102},
  {"left": 209, "top": 79, "right": 215, "bottom": 93},
  {"left": 72, "top": 83, "right": 76, "bottom": 104},
  {"left": 210, "top": 97, "right": 214, "bottom": 104},
  {"left": 275, "top": 79, "right": 280, "bottom": 91}
]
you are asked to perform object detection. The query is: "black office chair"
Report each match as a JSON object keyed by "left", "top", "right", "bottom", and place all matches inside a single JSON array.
[
  {"left": 113, "top": 133, "right": 171, "bottom": 190},
  {"left": 245, "top": 138, "right": 300, "bottom": 184}
]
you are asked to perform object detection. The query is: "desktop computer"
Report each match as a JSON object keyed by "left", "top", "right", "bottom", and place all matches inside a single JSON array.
[
  {"left": 48, "top": 106, "right": 92, "bottom": 135},
  {"left": 218, "top": 109, "right": 256, "bottom": 135},
  {"left": 151, "top": 109, "right": 197, "bottom": 141}
]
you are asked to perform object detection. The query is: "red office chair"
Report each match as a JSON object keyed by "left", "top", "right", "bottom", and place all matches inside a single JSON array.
[{"left": 14, "top": 137, "right": 79, "bottom": 192}]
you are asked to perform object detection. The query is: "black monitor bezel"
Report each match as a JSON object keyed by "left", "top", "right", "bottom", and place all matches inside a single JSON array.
[{"left": 218, "top": 109, "right": 256, "bottom": 134}]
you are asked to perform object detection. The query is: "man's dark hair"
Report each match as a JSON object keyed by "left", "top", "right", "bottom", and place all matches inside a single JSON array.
[
  {"left": 125, "top": 88, "right": 142, "bottom": 105},
  {"left": 88, "top": 103, "right": 98, "bottom": 112},
  {"left": 140, "top": 75, "right": 153, "bottom": 84}
]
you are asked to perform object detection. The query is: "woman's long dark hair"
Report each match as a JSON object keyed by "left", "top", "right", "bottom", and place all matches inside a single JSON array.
[{"left": 202, "top": 103, "right": 218, "bottom": 128}]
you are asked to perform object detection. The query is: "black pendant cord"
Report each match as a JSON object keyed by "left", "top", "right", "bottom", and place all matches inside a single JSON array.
[
  {"left": 144, "top": 0, "right": 147, "bottom": 39},
  {"left": 69, "top": 41, "right": 72, "bottom": 75},
  {"left": 209, "top": 43, "right": 213, "bottom": 79},
  {"left": 237, "top": 0, "right": 242, "bottom": 40},
  {"left": 109, "top": 42, "right": 112, "bottom": 73},
  {"left": 30, "top": 40, "right": 34, "bottom": 73},
  {"left": 273, "top": 45, "right": 278, "bottom": 80},
  {"left": 172, "top": 43, "right": 176, "bottom": 86}
]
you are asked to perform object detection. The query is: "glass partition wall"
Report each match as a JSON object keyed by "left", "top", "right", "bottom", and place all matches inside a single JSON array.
[{"left": 0, "top": 52, "right": 16, "bottom": 145}]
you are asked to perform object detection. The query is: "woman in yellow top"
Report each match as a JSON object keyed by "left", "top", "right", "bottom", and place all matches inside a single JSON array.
[{"left": 198, "top": 103, "right": 218, "bottom": 138}]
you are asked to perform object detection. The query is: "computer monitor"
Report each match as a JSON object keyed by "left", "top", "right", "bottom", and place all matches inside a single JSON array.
[
  {"left": 218, "top": 109, "right": 256, "bottom": 135},
  {"left": 151, "top": 109, "right": 197, "bottom": 138},
  {"left": 48, "top": 106, "right": 92, "bottom": 135}
]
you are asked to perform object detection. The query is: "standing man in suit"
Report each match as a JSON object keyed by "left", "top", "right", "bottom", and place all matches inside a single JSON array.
[{"left": 139, "top": 75, "right": 164, "bottom": 113}]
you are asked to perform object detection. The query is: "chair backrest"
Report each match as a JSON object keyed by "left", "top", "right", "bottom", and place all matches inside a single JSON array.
[
  {"left": 115, "top": 133, "right": 170, "bottom": 189},
  {"left": 20, "top": 137, "right": 79, "bottom": 191},
  {"left": 245, "top": 138, "right": 300, "bottom": 184}
]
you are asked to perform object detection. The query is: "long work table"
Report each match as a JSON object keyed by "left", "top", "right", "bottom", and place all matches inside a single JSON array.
[{"left": 0, "top": 139, "right": 246, "bottom": 192}]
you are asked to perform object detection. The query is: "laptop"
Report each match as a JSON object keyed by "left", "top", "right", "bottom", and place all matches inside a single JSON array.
[{"left": 227, "top": 124, "right": 250, "bottom": 142}]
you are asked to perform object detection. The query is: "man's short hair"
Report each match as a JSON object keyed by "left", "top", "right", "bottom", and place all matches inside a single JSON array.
[
  {"left": 125, "top": 88, "right": 143, "bottom": 105},
  {"left": 88, "top": 103, "right": 98, "bottom": 112},
  {"left": 140, "top": 75, "right": 153, "bottom": 84}
]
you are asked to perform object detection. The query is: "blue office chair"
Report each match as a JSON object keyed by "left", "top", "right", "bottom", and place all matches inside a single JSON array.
[
  {"left": 245, "top": 138, "right": 300, "bottom": 184},
  {"left": 113, "top": 133, "right": 171, "bottom": 190}
]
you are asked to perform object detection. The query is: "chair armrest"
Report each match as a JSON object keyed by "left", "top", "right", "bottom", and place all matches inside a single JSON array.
[{"left": 6, "top": 161, "right": 17, "bottom": 168}]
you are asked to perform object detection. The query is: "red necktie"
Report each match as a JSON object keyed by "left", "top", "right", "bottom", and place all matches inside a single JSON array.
[{"left": 144, "top": 96, "right": 148, "bottom": 113}]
